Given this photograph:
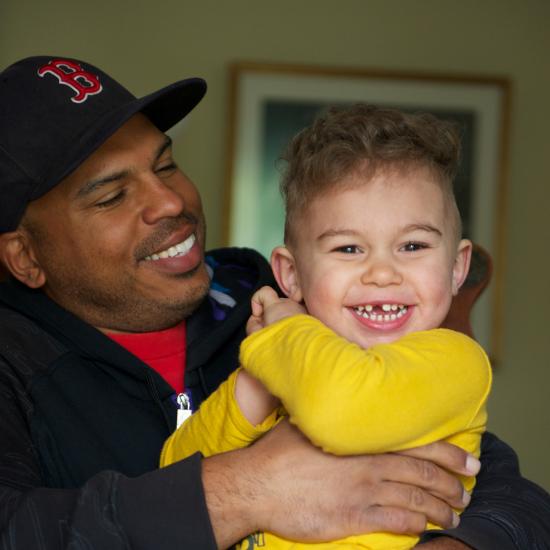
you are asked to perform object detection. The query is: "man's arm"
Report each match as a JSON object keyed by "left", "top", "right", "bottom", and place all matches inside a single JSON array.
[
  {"left": 0, "top": 367, "right": 479, "bottom": 550},
  {"left": 0, "top": 454, "right": 218, "bottom": 549},
  {"left": 0, "top": 367, "right": 218, "bottom": 550},
  {"left": 0, "top": 415, "right": 471, "bottom": 550},
  {"left": 204, "top": 419, "right": 474, "bottom": 549}
]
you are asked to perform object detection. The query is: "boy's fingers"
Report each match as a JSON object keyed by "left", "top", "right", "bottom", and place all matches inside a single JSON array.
[
  {"left": 250, "top": 299, "right": 263, "bottom": 317},
  {"left": 253, "top": 286, "right": 280, "bottom": 307},
  {"left": 246, "top": 315, "right": 264, "bottom": 335}
]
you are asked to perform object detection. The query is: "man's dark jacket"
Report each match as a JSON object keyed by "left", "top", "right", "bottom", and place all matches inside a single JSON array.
[{"left": 0, "top": 247, "right": 548, "bottom": 549}]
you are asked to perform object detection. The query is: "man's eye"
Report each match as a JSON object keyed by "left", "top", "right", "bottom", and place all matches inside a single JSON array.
[
  {"left": 401, "top": 241, "right": 428, "bottom": 252},
  {"left": 96, "top": 191, "right": 125, "bottom": 208},
  {"left": 156, "top": 162, "right": 178, "bottom": 176},
  {"left": 335, "top": 245, "right": 361, "bottom": 254}
]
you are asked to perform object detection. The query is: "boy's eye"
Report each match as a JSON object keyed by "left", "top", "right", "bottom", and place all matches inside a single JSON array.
[
  {"left": 401, "top": 241, "right": 428, "bottom": 252},
  {"left": 335, "top": 245, "right": 361, "bottom": 254}
]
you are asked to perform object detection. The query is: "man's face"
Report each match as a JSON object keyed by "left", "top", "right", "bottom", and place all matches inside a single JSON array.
[
  {"left": 285, "top": 167, "right": 470, "bottom": 349},
  {"left": 21, "top": 114, "right": 210, "bottom": 332}
]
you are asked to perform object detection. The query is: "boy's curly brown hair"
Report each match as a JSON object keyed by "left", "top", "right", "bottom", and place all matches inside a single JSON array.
[{"left": 280, "top": 103, "right": 462, "bottom": 244}]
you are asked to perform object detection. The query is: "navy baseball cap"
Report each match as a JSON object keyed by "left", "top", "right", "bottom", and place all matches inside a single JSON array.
[{"left": 0, "top": 56, "right": 207, "bottom": 232}]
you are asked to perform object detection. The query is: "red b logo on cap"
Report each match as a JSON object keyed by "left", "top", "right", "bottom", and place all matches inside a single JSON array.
[{"left": 38, "top": 59, "right": 103, "bottom": 104}]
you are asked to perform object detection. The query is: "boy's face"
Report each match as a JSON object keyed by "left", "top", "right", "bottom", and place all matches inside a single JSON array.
[{"left": 273, "top": 166, "right": 471, "bottom": 349}]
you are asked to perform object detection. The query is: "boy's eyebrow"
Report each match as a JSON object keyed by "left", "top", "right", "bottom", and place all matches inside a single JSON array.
[
  {"left": 317, "top": 229, "right": 361, "bottom": 241},
  {"left": 402, "top": 223, "right": 443, "bottom": 236},
  {"left": 317, "top": 225, "right": 443, "bottom": 241},
  {"left": 75, "top": 136, "right": 173, "bottom": 199}
]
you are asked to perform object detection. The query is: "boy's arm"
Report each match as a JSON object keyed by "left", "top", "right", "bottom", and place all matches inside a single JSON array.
[
  {"left": 240, "top": 315, "right": 492, "bottom": 455},
  {"left": 160, "top": 368, "right": 277, "bottom": 466}
]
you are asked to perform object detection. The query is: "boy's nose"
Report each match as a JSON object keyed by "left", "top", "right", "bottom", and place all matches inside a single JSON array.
[{"left": 360, "top": 257, "right": 403, "bottom": 287}]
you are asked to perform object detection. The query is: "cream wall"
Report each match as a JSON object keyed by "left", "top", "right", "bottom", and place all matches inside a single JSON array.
[{"left": 2, "top": 0, "right": 549, "bottom": 491}]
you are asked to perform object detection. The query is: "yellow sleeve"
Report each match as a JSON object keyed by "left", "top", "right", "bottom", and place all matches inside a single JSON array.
[
  {"left": 239, "top": 315, "right": 491, "bottom": 455},
  {"left": 160, "top": 368, "right": 278, "bottom": 466}
]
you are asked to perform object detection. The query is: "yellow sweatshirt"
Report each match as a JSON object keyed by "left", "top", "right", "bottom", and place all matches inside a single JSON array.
[{"left": 161, "top": 315, "right": 492, "bottom": 550}]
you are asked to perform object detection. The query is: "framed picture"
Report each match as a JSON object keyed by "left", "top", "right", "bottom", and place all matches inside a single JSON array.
[{"left": 224, "top": 62, "right": 510, "bottom": 362}]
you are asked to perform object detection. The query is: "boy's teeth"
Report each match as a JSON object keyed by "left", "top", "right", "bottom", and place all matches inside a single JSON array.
[
  {"left": 144, "top": 234, "right": 196, "bottom": 261},
  {"left": 353, "top": 303, "right": 408, "bottom": 321}
]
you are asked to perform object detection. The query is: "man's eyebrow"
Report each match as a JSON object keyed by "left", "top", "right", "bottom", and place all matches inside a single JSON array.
[
  {"left": 76, "top": 136, "right": 173, "bottom": 199},
  {"left": 156, "top": 135, "right": 173, "bottom": 161},
  {"left": 75, "top": 170, "right": 130, "bottom": 199}
]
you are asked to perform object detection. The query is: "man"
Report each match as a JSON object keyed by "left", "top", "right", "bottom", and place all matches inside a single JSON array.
[{"left": 0, "top": 56, "right": 548, "bottom": 550}]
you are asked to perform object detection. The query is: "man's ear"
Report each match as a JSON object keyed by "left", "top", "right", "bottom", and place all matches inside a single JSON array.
[
  {"left": 452, "top": 239, "right": 473, "bottom": 296},
  {"left": 0, "top": 230, "right": 46, "bottom": 288},
  {"left": 270, "top": 246, "right": 303, "bottom": 303}
]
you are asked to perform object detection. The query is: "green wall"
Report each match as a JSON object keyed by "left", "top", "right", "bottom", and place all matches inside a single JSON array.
[{"left": 3, "top": 0, "right": 549, "bottom": 491}]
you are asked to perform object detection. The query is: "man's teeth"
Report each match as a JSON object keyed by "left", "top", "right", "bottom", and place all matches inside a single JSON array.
[
  {"left": 354, "top": 304, "right": 408, "bottom": 321},
  {"left": 144, "top": 234, "right": 196, "bottom": 261}
]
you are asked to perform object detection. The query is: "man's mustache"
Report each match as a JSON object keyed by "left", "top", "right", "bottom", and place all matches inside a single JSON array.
[{"left": 134, "top": 212, "right": 200, "bottom": 260}]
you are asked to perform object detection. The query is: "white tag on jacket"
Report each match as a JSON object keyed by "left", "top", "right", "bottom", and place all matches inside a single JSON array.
[
  {"left": 176, "top": 392, "right": 192, "bottom": 429},
  {"left": 176, "top": 408, "right": 192, "bottom": 429}
]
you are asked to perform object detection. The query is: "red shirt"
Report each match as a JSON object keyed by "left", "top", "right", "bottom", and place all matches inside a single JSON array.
[{"left": 107, "top": 322, "right": 186, "bottom": 394}]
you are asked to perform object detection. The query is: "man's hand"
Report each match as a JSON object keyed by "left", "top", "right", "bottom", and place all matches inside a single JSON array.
[
  {"left": 397, "top": 442, "right": 480, "bottom": 507},
  {"left": 202, "top": 420, "right": 477, "bottom": 549}
]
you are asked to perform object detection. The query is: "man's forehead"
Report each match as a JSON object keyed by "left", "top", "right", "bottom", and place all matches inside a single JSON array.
[
  {"left": 64, "top": 116, "right": 169, "bottom": 189},
  {"left": 91, "top": 114, "right": 165, "bottom": 155}
]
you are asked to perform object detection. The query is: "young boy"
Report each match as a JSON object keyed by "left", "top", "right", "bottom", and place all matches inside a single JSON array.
[{"left": 161, "top": 104, "right": 492, "bottom": 549}]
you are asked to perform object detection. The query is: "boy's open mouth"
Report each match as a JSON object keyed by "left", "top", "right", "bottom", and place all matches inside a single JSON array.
[{"left": 353, "top": 304, "right": 408, "bottom": 322}]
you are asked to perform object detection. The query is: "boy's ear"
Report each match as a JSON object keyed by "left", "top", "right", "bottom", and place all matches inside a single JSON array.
[
  {"left": 0, "top": 230, "right": 46, "bottom": 288},
  {"left": 270, "top": 246, "right": 303, "bottom": 302},
  {"left": 452, "top": 239, "right": 473, "bottom": 296}
]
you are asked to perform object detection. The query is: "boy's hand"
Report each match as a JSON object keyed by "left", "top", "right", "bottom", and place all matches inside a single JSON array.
[{"left": 247, "top": 286, "right": 306, "bottom": 335}]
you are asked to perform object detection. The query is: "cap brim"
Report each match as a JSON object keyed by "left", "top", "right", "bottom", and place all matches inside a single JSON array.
[{"left": 38, "top": 77, "right": 206, "bottom": 200}]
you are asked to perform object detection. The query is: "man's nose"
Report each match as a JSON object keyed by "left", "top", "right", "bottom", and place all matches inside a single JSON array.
[
  {"left": 360, "top": 255, "right": 403, "bottom": 287},
  {"left": 141, "top": 178, "right": 185, "bottom": 224}
]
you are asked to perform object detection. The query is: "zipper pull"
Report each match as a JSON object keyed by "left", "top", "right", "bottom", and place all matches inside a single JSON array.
[{"left": 176, "top": 392, "right": 193, "bottom": 429}]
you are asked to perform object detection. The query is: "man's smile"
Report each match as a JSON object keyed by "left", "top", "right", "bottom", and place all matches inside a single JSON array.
[{"left": 144, "top": 233, "right": 196, "bottom": 261}]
